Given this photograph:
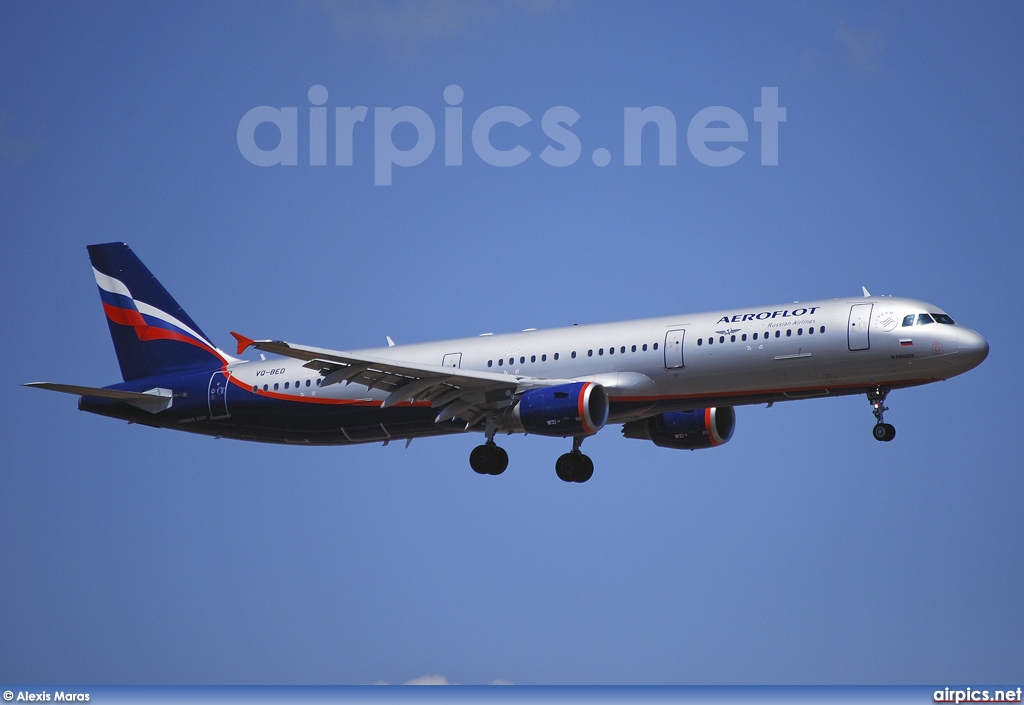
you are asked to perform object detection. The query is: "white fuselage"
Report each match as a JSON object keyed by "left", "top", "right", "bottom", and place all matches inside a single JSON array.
[{"left": 228, "top": 295, "right": 988, "bottom": 422}]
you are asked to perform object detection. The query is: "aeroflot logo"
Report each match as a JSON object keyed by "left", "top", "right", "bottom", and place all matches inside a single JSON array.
[
  {"left": 237, "top": 85, "right": 786, "bottom": 186},
  {"left": 717, "top": 307, "right": 820, "bottom": 324}
]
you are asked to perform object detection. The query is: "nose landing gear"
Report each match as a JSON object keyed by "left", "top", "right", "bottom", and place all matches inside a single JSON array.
[{"left": 868, "top": 388, "right": 896, "bottom": 442}]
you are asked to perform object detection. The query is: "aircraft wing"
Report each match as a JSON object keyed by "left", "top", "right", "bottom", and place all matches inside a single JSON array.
[{"left": 231, "top": 333, "right": 572, "bottom": 427}]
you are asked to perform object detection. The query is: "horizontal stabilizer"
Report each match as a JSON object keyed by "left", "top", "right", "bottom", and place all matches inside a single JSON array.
[{"left": 25, "top": 382, "right": 173, "bottom": 413}]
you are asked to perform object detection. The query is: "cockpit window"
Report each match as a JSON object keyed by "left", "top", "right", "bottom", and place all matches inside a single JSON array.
[
  {"left": 917, "top": 313, "right": 935, "bottom": 325},
  {"left": 902, "top": 314, "right": 915, "bottom": 327},
  {"left": 932, "top": 313, "right": 955, "bottom": 324}
]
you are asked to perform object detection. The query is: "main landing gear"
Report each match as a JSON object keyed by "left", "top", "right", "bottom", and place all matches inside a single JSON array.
[
  {"left": 555, "top": 436, "right": 594, "bottom": 484},
  {"left": 469, "top": 441, "right": 508, "bottom": 475},
  {"left": 468, "top": 428, "right": 595, "bottom": 483},
  {"left": 868, "top": 388, "right": 896, "bottom": 442},
  {"left": 470, "top": 422, "right": 509, "bottom": 475}
]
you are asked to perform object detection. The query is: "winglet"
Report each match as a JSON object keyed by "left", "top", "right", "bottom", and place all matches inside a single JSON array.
[
  {"left": 861, "top": 286, "right": 871, "bottom": 298},
  {"left": 230, "top": 331, "right": 255, "bottom": 356}
]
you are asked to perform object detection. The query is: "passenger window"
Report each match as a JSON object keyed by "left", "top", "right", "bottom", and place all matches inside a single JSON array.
[
  {"left": 306, "top": 380, "right": 311, "bottom": 387},
  {"left": 820, "top": 326, "right": 825, "bottom": 334},
  {"left": 542, "top": 354, "right": 547, "bottom": 362},
  {"left": 918, "top": 313, "right": 935, "bottom": 325},
  {"left": 488, "top": 360, "right": 493, "bottom": 367},
  {"left": 316, "top": 379, "right": 321, "bottom": 386},
  {"left": 571, "top": 351, "right": 576, "bottom": 358},
  {"left": 284, "top": 382, "right": 289, "bottom": 389},
  {"left": 653, "top": 343, "right": 658, "bottom": 350},
  {"left": 708, "top": 337, "right": 713, "bottom": 345},
  {"left": 719, "top": 336, "right": 724, "bottom": 344},
  {"left": 599, "top": 348, "right": 604, "bottom": 356},
  {"left": 588, "top": 350, "right": 593, "bottom": 357},
  {"left": 902, "top": 314, "right": 915, "bottom": 327},
  {"left": 273, "top": 383, "right": 279, "bottom": 391},
  {"left": 775, "top": 330, "right": 781, "bottom": 338},
  {"left": 531, "top": 355, "right": 536, "bottom": 363},
  {"left": 608, "top": 347, "right": 614, "bottom": 355},
  {"left": 797, "top": 328, "right": 803, "bottom": 335},
  {"left": 520, "top": 356, "right": 525, "bottom": 364},
  {"left": 730, "top": 335, "right": 736, "bottom": 342},
  {"left": 631, "top": 345, "right": 637, "bottom": 352},
  {"left": 808, "top": 327, "right": 813, "bottom": 335},
  {"left": 786, "top": 329, "right": 792, "bottom": 337},
  {"left": 263, "top": 384, "right": 268, "bottom": 391},
  {"left": 742, "top": 334, "right": 747, "bottom": 341},
  {"left": 753, "top": 332, "right": 758, "bottom": 340},
  {"left": 642, "top": 344, "right": 648, "bottom": 351},
  {"left": 698, "top": 338, "right": 703, "bottom": 346},
  {"left": 620, "top": 346, "right": 626, "bottom": 354},
  {"left": 554, "top": 353, "right": 560, "bottom": 360}
]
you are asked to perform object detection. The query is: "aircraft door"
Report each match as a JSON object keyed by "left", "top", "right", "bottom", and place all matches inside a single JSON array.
[
  {"left": 442, "top": 353, "right": 462, "bottom": 369},
  {"left": 848, "top": 303, "right": 873, "bottom": 351},
  {"left": 208, "top": 371, "right": 230, "bottom": 419},
  {"left": 664, "top": 329, "right": 685, "bottom": 369}
]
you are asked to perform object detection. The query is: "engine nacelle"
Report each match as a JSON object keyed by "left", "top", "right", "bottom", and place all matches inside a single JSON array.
[
  {"left": 510, "top": 382, "right": 609, "bottom": 437},
  {"left": 621, "top": 407, "right": 735, "bottom": 450}
]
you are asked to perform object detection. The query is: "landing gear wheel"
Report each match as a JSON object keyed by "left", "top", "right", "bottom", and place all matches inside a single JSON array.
[
  {"left": 555, "top": 451, "right": 594, "bottom": 483},
  {"left": 867, "top": 388, "right": 896, "bottom": 443},
  {"left": 470, "top": 445, "right": 490, "bottom": 474},
  {"left": 872, "top": 423, "right": 896, "bottom": 442},
  {"left": 470, "top": 443, "right": 508, "bottom": 475},
  {"left": 575, "top": 454, "right": 594, "bottom": 483},
  {"left": 555, "top": 452, "right": 578, "bottom": 482},
  {"left": 492, "top": 446, "right": 509, "bottom": 474}
]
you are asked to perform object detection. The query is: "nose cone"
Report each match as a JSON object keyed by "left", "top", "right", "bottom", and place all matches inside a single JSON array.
[{"left": 957, "top": 327, "right": 989, "bottom": 371}]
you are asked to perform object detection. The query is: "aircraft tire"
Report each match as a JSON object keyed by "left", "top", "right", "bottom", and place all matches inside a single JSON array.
[
  {"left": 470, "top": 444, "right": 508, "bottom": 475},
  {"left": 470, "top": 445, "right": 493, "bottom": 474},
  {"left": 491, "top": 446, "right": 509, "bottom": 475},
  {"left": 574, "top": 454, "right": 594, "bottom": 483},
  {"left": 872, "top": 423, "right": 896, "bottom": 442},
  {"left": 555, "top": 453, "right": 578, "bottom": 482}
]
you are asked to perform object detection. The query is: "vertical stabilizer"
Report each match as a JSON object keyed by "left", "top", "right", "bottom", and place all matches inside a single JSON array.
[{"left": 87, "top": 243, "right": 230, "bottom": 381}]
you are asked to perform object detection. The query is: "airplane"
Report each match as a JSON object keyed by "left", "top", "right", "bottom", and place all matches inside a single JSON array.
[{"left": 26, "top": 243, "right": 989, "bottom": 483}]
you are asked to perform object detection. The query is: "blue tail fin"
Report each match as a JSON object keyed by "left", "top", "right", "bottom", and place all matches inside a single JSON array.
[{"left": 88, "top": 243, "right": 229, "bottom": 381}]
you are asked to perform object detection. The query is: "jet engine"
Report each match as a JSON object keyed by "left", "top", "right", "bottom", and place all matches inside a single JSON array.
[
  {"left": 509, "top": 382, "right": 609, "bottom": 437},
  {"left": 621, "top": 407, "right": 735, "bottom": 450}
]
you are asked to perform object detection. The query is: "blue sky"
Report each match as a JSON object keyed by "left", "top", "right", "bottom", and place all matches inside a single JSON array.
[{"left": 1, "top": 0, "right": 1022, "bottom": 686}]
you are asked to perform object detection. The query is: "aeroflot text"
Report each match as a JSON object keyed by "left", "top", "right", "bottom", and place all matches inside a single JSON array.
[
  {"left": 237, "top": 85, "right": 786, "bottom": 185},
  {"left": 716, "top": 307, "right": 819, "bottom": 324}
]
